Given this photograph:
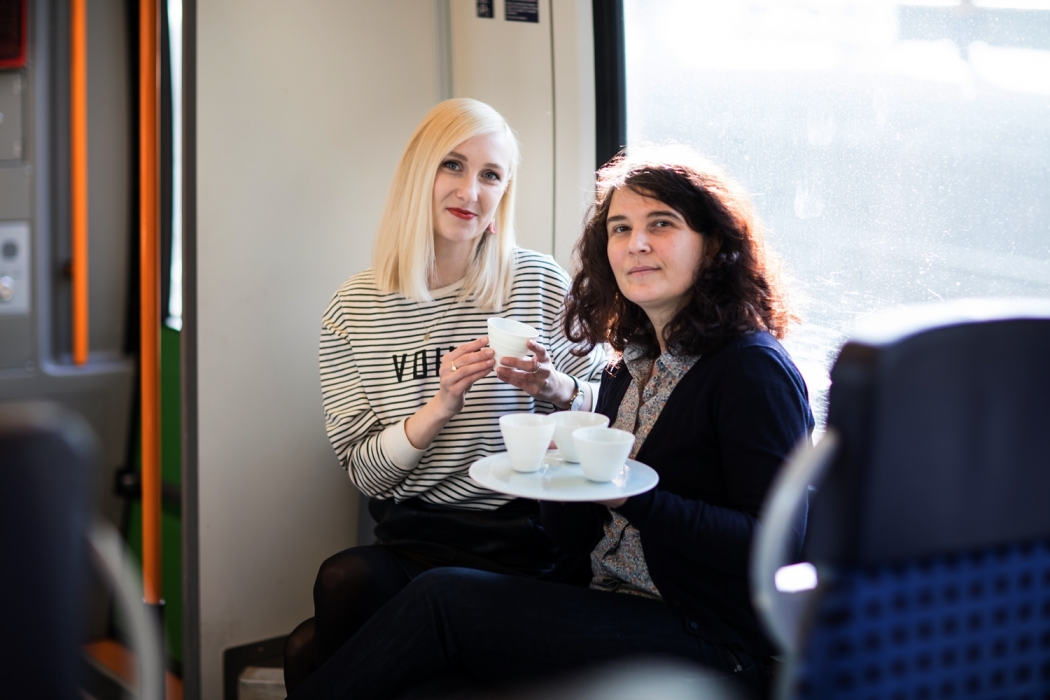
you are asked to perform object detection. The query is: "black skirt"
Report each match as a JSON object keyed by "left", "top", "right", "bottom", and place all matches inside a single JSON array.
[{"left": 369, "top": 497, "right": 580, "bottom": 582}]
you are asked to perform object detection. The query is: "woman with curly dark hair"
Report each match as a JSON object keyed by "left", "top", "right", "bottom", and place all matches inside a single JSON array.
[
  {"left": 566, "top": 147, "right": 795, "bottom": 358},
  {"left": 287, "top": 149, "right": 814, "bottom": 700}
]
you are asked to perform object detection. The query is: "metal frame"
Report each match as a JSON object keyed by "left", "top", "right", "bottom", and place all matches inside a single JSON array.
[
  {"left": 180, "top": 0, "right": 200, "bottom": 695},
  {"left": 592, "top": 0, "right": 625, "bottom": 170}
]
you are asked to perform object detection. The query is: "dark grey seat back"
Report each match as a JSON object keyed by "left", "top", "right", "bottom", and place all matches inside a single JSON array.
[
  {"left": 806, "top": 302, "right": 1050, "bottom": 566},
  {"left": 0, "top": 403, "right": 97, "bottom": 700}
]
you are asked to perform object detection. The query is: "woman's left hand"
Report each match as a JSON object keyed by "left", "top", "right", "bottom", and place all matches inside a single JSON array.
[{"left": 495, "top": 339, "right": 575, "bottom": 408}]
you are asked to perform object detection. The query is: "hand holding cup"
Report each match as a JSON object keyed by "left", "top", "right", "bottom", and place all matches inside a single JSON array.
[
  {"left": 487, "top": 317, "right": 537, "bottom": 366},
  {"left": 434, "top": 337, "right": 496, "bottom": 417},
  {"left": 489, "top": 317, "right": 576, "bottom": 407}
]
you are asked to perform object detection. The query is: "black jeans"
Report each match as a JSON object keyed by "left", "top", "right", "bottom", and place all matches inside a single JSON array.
[
  {"left": 287, "top": 567, "right": 770, "bottom": 700},
  {"left": 285, "top": 498, "right": 585, "bottom": 693}
]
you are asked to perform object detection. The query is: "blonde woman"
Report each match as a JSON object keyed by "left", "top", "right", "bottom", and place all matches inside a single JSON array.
[{"left": 283, "top": 98, "right": 604, "bottom": 691}]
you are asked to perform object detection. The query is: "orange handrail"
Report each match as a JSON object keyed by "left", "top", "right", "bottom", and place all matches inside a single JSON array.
[
  {"left": 71, "top": 0, "right": 88, "bottom": 365},
  {"left": 139, "top": 0, "right": 162, "bottom": 608}
]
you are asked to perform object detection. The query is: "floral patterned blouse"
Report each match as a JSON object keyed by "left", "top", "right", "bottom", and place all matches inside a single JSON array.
[{"left": 590, "top": 344, "right": 701, "bottom": 599}]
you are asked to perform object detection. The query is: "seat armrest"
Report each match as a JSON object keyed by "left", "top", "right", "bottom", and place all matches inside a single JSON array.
[
  {"left": 751, "top": 429, "right": 839, "bottom": 654},
  {"left": 89, "top": 521, "right": 165, "bottom": 700}
]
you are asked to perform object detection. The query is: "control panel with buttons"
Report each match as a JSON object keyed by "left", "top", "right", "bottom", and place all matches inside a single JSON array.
[{"left": 0, "top": 220, "right": 29, "bottom": 315}]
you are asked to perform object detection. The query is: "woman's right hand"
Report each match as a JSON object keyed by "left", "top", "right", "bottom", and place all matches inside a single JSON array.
[
  {"left": 405, "top": 337, "right": 494, "bottom": 450},
  {"left": 435, "top": 337, "right": 495, "bottom": 417}
]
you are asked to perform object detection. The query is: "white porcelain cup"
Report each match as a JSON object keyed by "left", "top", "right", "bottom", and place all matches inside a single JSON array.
[
  {"left": 552, "top": 412, "right": 609, "bottom": 463},
  {"left": 573, "top": 427, "right": 635, "bottom": 482},
  {"left": 499, "top": 413, "right": 556, "bottom": 473},
  {"left": 487, "top": 317, "right": 538, "bottom": 366}
]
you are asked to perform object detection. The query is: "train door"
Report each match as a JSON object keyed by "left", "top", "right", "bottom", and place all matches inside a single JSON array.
[{"left": 0, "top": 0, "right": 139, "bottom": 647}]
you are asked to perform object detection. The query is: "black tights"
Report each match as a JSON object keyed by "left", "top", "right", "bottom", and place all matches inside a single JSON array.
[{"left": 284, "top": 546, "right": 415, "bottom": 693}]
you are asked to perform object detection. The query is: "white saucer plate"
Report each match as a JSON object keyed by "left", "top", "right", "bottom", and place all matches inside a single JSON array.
[{"left": 469, "top": 450, "right": 659, "bottom": 502}]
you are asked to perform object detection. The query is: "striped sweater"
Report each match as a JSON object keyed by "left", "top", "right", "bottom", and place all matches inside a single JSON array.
[{"left": 320, "top": 248, "right": 605, "bottom": 509}]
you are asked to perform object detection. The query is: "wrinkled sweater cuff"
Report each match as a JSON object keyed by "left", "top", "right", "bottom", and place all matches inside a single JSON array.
[{"left": 379, "top": 418, "right": 426, "bottom": 470}]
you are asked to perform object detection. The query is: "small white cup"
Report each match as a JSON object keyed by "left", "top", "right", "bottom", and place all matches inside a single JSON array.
[
  {"left": 552, "top": 412, "right": 609, "bottom": 463},
  {"left": 573, "top": 427, "right": 635, "bottom": 482},
  {"left": 499, "top": 413, "right": 556, "bottom": 473},
  {"left": 487, "top": 317, "right": 538, "bottom": 366}
]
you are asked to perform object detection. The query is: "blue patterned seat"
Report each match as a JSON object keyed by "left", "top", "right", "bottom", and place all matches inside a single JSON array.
[{"left": 796, "top": 541, "right": 1050, "bottom": 699}]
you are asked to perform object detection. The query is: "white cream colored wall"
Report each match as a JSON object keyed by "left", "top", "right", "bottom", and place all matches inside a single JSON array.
[{"left": 195, "top": 2, "right": 446, "bottom": 697}]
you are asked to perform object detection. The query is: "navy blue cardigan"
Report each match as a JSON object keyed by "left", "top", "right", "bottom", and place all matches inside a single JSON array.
[{"left": 540, "top": 331, "right": 814, "bottom": 656}]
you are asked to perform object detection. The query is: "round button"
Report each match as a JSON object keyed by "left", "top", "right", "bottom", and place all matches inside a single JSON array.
[{"left": 1, "top": 240, "right": 16, "bottom": 259}]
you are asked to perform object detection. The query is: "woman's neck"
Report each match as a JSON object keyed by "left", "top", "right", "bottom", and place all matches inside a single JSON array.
[
  {"left": 431, "top": 237, "right": 473, "bottom": 290},
  {"left": 648, "top": 314, "right": 670, "bottom": 357}
]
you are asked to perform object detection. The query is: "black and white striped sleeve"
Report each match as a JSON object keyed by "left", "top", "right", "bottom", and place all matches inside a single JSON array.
[{"left": 320, "top": 302, "right": 422, "bottom": 499}]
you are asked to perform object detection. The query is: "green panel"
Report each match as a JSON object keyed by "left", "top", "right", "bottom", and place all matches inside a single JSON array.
[{"left": 125, "top": 325, "right": 183, "bottom": 665}]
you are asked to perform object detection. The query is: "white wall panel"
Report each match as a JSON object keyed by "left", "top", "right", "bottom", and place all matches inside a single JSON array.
[
  {"left": 195, "top": 2, "right": 444, "bottom": 697},
  {"left": 551, "top": 0, "right": 596, "bottom": 271}
]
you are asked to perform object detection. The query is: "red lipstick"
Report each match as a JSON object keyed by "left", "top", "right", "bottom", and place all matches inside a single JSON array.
[{"left": 448, "top": 208, "right": 476, "bottom": 220}]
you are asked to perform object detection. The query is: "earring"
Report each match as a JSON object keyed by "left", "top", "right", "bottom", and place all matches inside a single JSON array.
[{"left": 486, "top": 222, "right": 497, "bottom": 235}]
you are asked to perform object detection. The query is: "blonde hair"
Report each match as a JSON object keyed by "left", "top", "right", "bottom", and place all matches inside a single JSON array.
[{"left": 372, "top": 98, "right": 520, "bottom": 311}]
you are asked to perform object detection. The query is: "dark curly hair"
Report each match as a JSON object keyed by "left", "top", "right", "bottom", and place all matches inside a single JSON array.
[{"left": 564, "top": 148, "right": 796, "bottom": 359}]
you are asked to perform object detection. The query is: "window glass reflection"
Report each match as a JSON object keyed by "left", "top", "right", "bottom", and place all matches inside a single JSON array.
[{"left": 625, "top": 0, "right": 1050, "bottom": 424}]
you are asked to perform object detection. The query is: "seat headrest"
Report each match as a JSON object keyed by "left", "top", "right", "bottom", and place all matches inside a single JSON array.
[{"left": 806, "top": 299, "right": 1050, "bottom": 566}]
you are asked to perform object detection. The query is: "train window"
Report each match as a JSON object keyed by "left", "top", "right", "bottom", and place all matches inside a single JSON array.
[{"left": 622, "top": 0, "right": 1050, "bottom": 424}]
